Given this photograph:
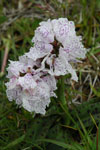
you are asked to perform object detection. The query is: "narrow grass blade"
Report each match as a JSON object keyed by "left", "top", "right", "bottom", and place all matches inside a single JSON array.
[
  {"left": 37, "top": 138, "right": 76, "bottom": 150},
  {"left": 3, "top": 135, "right": 25, "bottom": 150}
]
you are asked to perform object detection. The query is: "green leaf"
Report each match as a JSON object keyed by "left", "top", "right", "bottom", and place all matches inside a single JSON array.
[
  {"left": 37, "top": 139, "right": 75, "bottom": 150},
  {"left": 97, "top": 0, "right": 100, "bottom": 9},
  {"left": 90, "top": 84, "right": 100, "bottom": 97},
  {"left": 3, "top": 135, "right": 25, "bottom": 150}
]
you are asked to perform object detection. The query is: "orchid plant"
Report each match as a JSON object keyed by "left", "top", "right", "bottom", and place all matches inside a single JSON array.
[{"left": 5, "top": 18, "right": 88, "bottom": 115}]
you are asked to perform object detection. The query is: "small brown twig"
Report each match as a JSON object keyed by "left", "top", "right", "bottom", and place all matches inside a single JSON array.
[{"left": 0, "top": 45, "right": 9, "bottom": 77}]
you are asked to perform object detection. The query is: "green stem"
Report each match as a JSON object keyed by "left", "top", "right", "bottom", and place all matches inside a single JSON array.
[
  {"left": 59, "top": 76, "right": 66, "bottom": 106},
  {"left": 58, "top": 76, "right": 69, "bottom": 124}
]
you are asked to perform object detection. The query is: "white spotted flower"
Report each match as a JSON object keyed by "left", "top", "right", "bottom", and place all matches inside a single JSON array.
[
  {"left": 6, "top": 18, "right": 88, "bottom": 115},
  {"left": 6, "top": 55, "right": 57, "bottom": 115},
  {"left": 28, "top": 18, "right": 87, "bottom": 81}
]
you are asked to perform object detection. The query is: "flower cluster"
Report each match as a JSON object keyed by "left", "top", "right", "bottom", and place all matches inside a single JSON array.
[
  {"left": 6, "top": 18, "right": 87, "bottom": 114},
  {"left": 6, "top": 55, "right": 57, "bottom": 115}
]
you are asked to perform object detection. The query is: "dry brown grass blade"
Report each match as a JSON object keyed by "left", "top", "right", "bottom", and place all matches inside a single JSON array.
[{"left": 1, "top": 45, "right": 9, "bottom": 76}]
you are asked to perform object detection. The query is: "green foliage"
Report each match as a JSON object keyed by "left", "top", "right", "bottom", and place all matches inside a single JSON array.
[
  {"left": 0, "top": 15, "right": 7, "bottom": 24},
  {"left": 0, "top": 0, "right": 100, "bottom": 150}
]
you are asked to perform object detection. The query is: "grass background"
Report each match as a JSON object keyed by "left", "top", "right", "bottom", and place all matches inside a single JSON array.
[{"left": 0, "top": 0, "right": 100, "bottom": 149}]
